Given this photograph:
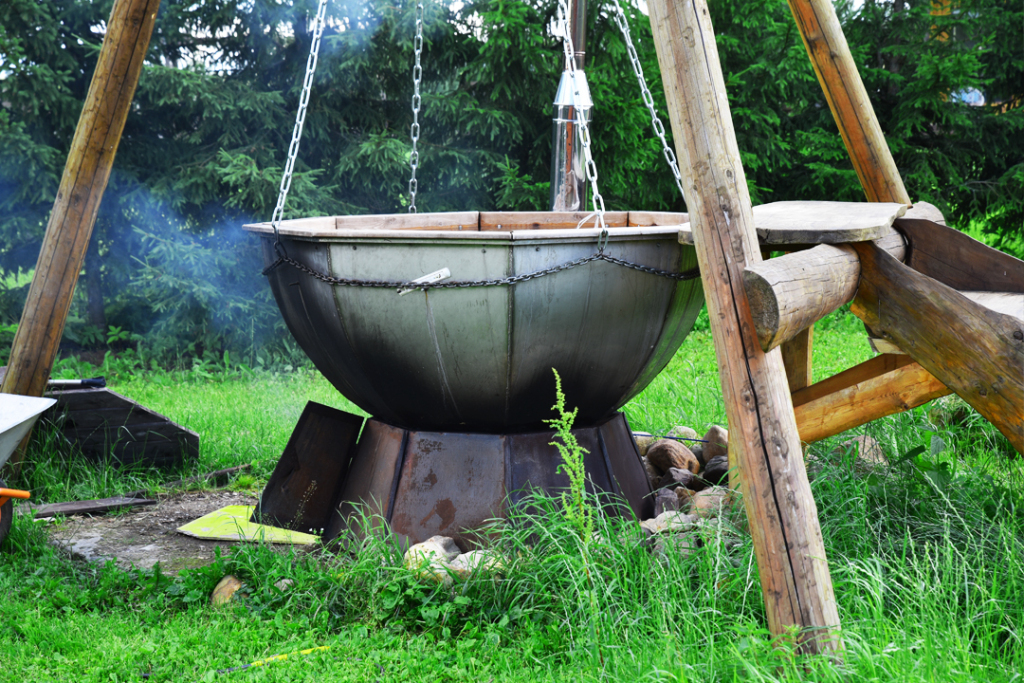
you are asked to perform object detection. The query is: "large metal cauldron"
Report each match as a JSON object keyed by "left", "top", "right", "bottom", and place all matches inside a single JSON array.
[{"left": 245, "top": 211, "right": 703, "bottom": 432}]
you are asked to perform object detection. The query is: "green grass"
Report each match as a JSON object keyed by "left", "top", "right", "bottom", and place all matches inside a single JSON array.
[{"left": 2, "top": 307, "right": 1022, "bottom": 681}]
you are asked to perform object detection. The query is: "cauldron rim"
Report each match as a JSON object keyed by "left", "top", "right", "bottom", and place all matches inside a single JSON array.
[{"left": 243, "top": 210, "right": 691, "bottom": 242}]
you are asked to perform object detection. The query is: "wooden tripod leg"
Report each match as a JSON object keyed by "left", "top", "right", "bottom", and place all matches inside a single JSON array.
[
  {"left": 649, "top": 0, "right": 841, "bottom": 654},
  {"left": 787, "top": 0, "right": 910, "bottom": 205},
  {"left": 0, "top": 0, "right": 161, "bottom": 477}
]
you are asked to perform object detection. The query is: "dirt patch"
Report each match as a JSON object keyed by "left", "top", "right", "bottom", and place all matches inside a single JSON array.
[{"left": 38, "top": 490, "right": 291, "bottom": 574}]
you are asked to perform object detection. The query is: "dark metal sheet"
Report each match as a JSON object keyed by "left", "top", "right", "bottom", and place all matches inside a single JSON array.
[
  {"left": 324, "top": 419, "right": 406, "bottom": 541},
  {"left": 506, "top": 424, "right": 612, "bottom": 506},
  {"left": 253, "top": 402, "right": 362, "bottom": 533},
  {"left": 600, "top": 413, "right": 653, "bottom": 520},
  {"left": 388, "top": 431, "right": 507, "bottom": 551},
  {"left": 45, "top": 387, "right": 199, "bottom": 469}
]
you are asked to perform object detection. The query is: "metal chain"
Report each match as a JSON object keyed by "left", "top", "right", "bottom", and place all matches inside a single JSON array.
[
  {"left": 270, "top": 0, "right": 331, "bottom": 252},
  {"left": 555, "top": 0, "right": 606, "bottom": 234},
  {"left": 264, "top": 249, "right": 700, "bottom": 290},
  {"left": 609, "top": 0, "right": 684, "bottom": 199},
  {"left": 408, "top": 1, "right": 425, "bottom": 213}
]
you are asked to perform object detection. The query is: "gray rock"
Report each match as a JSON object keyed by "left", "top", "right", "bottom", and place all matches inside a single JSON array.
[
  {"left": 640, "top": 511, "right": 698, "bottom": 535},
  {"left": 448, "top": 550, "right": 503, "bottom": 579},
  {"left": 832, "top": 435, "right": 887, "bottom": 473},
  {"left": 403, "top": 535, "right": 461, "bottom": 585},
  {"left": 666, "top": 426, "right": 699, "bottom": 441},
  {"left": 647, "top": 439, "right": 700, "bottom": 475},
  {"left": 692, "top": 486, "right": 733, "bottom": 519},
  {"left": 675, "top": 486, "right": 694, "bottom": 512},
  {"left": 641, "top": 456, "right": 660, "bottom": 487},
  {"left": 702, "top": 425, "right": 728, "bottom": 460},
  {"left": 273, "top": 578, "right": 294, "bottom": 592},
  {"left": 702, "top": 455, "right": 729, "bottom": 486},
  {"left": 656, "top": 467, "right": 694, "bottom": 490},
  {"left": 690, "top": 444, "right": 705, "bottom": 468},
  {"left": 653, "top": 488, "right": 680, "bottom": 517},
  {"left": 633, "top": 432, "right": 656, "bottom": 457}
]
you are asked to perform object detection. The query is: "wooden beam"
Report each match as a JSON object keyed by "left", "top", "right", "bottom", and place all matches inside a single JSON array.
[
  {"left": 649, "top": 0, "right": 841, "bottom": 653},
  {"left": 744, "top": 231, "right": 905, "bottom": 352},
  {"left": 787, "top": 0, "right": 910, "bottom": 204},
  {"left": 0, "top": 0, "right": 160, "bottom": 476},
  {"left": 782, "top": 327, "right": 815, "bottom": 393},
  {"left": 794, "top": 356, "right": 951, "bottom": 443},
  {"left": 896, "top": 218, "right": 1024, "bottom": 294},
  {"left": 28, "top": 496, "right": 157, "bottom": 520},
  {"left": 851, "top": 242, "right": 1024, "bottom": 454}
]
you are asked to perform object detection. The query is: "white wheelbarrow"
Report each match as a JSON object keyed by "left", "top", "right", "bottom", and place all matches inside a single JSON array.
[{"left": 0, "top": 394, "right": 56, "bottom": 546}]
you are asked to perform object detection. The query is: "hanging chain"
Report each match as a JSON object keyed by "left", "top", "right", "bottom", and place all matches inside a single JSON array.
[
  {"left": 408, "top": 1, "right": 425, "bottom": 213},
  {"left": 270, "top": 0, "right": 331, "bottom": 253},
  {"left": 265, "top": 248, "right": 700, "bottom": 289},
  {"left": 609, "top": 0, "right": 684, "bottom": 199},
  {"left": 555, "top": 0, "right": 607, "bottom": 236},
  {"left": 261, "top": 0, "right": 703, "bottom": 289}
]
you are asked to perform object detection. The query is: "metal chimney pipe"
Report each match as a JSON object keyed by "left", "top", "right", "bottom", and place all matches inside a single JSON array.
[{"left": 549, "top": 0, "right": 592, "bottom": 212}]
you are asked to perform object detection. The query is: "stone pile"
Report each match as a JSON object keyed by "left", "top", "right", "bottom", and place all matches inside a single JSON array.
[
  {"left": 631, "top": 424, "right": 749, "bottom": 565},
  {"left": 633, "top": 424, "right": 735, "bottom": 518},
  {"left": 402, "top": 535, "right": 504, "bottom": 585}
]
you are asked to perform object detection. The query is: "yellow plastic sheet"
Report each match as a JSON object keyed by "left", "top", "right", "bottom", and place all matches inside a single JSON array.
[{"left": 177, "top": 505, "right": 319, "bottom": 545}]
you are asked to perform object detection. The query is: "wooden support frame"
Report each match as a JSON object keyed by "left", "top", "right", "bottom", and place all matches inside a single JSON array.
[
  {"left": 649, "top": 0, "right": 841, "bottom": 654},
  {"left": 851, "top": 242, "right": 1024, "bottom": 453},
  {"left": 793, "top": 355, "right": 951, "bottom": 443},
  {"left": 0, "top": 0, "right": 161, "bottom": 476}
]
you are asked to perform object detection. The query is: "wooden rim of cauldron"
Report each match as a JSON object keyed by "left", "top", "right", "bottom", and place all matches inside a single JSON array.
[{"left": 243, "top": 210, "right": 693, "bottom": 241}]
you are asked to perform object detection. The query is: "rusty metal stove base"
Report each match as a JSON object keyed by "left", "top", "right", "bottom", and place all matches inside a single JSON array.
[{"left": 254, "top": 402, "right": 653, "bottom": 550}]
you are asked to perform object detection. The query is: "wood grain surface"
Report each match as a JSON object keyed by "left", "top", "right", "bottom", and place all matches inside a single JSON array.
[
  {"left": 787, "top": 0, "right": 911, "bottom": 204},
  {"left": 649, "top": 0, "right": 841, "bottom": 653},
  {"left": 794, "top": 358, "right": 951, "bottom": 443},
  {"left": 678, "top": 201, "right": 906, "bottom": 245},
  {"left": 743, "top": 231, "right": 905, "bottom": 351},
  {"left": 896, "top": 218, "right": 1024, "bottom": 294},
  {"left": 851, "top": 241, "right": 1024, "bottom": 454}
]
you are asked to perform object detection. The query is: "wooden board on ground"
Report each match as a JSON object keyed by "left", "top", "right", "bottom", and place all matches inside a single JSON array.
[
  {"left": 679, "top": 200, "right": 907, "bottom": 245},
  {"left": 29, "top": 496, "right": 156, "bottom": 519},
  {"left": 45, "top": 386, "right": 199, "bottom": 469}
]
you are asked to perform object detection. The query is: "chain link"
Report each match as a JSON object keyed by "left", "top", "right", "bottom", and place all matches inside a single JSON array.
[
  {"left": 609, "top": 0, "right": 684, "bottom": 199},
  {"left": 270, "top": 0, "right": 331, "bottom": 250},
  {"left": 263, "top": 249, "right": 700, "bottom": 290},
  {"left": 555, "top": 0, "right": 606, "bottom": 234},
  {"left": 408, "top": 2, "right": 425, "bottom": 213}
]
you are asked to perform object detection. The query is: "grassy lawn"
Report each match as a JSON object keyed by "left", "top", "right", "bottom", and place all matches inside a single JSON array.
[{"left": 2, "top": 307, "right": 1022, "bottom": 681}]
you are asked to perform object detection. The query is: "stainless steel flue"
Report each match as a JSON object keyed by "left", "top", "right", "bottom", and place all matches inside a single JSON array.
[{"left": 549, "top": 0, "right": 591, "bottom": 212}]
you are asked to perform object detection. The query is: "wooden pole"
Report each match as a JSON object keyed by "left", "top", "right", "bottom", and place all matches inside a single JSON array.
[
  {"left": 648, "top": 0, "right": 841, "bottom": 654},
  {"left": 743, "top": 232, "right": 906, "bottom": 352},
  {"left": 787, "top": 0, "right": 910, "bottom": 204},
  {"left": 0, "top": 0, "right": 161, "bottom": 475},
  {"left": 851, "top": 242, "right": 1024, "bottom": 454}
]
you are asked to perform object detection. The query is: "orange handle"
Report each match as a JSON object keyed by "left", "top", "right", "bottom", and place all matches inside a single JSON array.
[{"left": 0, "top": 488, "right": 31, "bottom": 500}]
